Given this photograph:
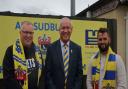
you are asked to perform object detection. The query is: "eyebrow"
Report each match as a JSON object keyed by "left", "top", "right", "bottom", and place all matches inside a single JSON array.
[{"left": 21, "top": 30, "right": 34, "bottom": 34}]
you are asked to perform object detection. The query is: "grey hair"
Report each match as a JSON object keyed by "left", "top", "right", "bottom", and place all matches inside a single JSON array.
[
  {"left": 20, "top": 21, "right": 33, "bottom": 30},
  {"left": 59, "top": 17, "right": 73, "bottom": 29}
]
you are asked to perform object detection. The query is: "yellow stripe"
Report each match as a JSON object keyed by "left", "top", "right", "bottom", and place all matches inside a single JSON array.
[
  {"left": 64, "top": 59, "right": 69, "bottom": 65},
  {"left": 106, "top": 62, "right": 116, "bottom": 70},
  {"left": 64, "top": 65, "right": 68, "bottom": 71},
  {"left": 64, "top": 53, "right": 68, "bottom": 58},
  {"left": 65, "top": 72, "right": 68, "bottom": 76},
  {"left": 102, "top": 80, "right": 116, "bottom": 88}
]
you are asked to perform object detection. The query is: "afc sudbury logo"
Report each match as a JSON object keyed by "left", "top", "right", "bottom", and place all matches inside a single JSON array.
[
  {"left": 38, "top": 34, "right": 51, "bottom": 59},
  {"left": 85, "top": 29, "right": 98, "bottom": 45},
  {"left": 15, "top": 65, "right": 26, "bottom": 86},
  {"left": 15, "top": 65, "right": 26, "bottom": 80}
]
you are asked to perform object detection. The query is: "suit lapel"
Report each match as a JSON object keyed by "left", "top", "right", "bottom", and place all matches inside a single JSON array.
[
  {"left": 56, "top": 40, "right": 64, "bottom": 71},
  {"left": 69, "top": 41, "right": 73, "bottom": 73}
]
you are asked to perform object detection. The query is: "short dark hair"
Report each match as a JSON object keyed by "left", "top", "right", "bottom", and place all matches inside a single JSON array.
[{"left": 97, "top": 28, "right": 110, "bottom": 37}]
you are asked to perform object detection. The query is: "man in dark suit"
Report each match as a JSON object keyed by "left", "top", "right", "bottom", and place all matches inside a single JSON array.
[{"left": 45, "top": 17, "right": 83, "bottom": 89}]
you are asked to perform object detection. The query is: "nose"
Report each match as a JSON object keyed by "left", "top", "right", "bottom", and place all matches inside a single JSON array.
[
  {"left": 63, "top": 29, "right": 68, "bottom": 32},
  {"left": 101, "top": 39, "right": 106, "bottom": 44},
  {"left": 26, "top": 33, "right": 33, "bottom": 37},
  {"left": 26, "top": 32, "right": 30, "bottom": 36}
]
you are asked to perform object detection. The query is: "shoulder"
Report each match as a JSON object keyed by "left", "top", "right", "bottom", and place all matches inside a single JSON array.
[
  {"left": 92, "top": 51, "right": 99, "bottom": 59},
  {"left": 70, "top": 41, "right": 81, "bottom": 49},
  {"left": 87, "top": 52, "right": 99, "bottom": 67},
  {"left": 5, "top": 45, "right": 13, "bottom": 54},
  {"left": 51, "top": 40, "right": 59, "bottom": 46},
  {"left": 47, "top": 40, "right": 59, "bottom": 50},
  {"left": 115, "top": 54, "right": 124, "bottom": 63},
  {"left": 114, "top": 54, "right": 126, "bottom": 71},
  {"left": 34, "top": 44, "right": 40, "bottom": 51},
  {"left": 49, "top": 40, "right": 60, "bottom": 48},
  {"left": 3, "top": 45, "right": 13, "bottom": 61},
  {"left": 115, "top": 54, "right": 122, "bottom": 59}
]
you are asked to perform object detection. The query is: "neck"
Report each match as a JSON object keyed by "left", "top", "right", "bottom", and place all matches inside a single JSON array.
[
  {"left": 60, "top": 39, "right": 69, "bottom": 44},
  {"left": 101, "top": 50, "right": 108, "bottom": 55},
  {"left": 23, "top": 44, "right": 33, "bottom": 49}
]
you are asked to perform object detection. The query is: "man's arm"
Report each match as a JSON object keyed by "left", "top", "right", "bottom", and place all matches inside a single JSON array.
[
  {"left": 3, "top": 46, "right": 22, "bottom": 89},
  {"left": 73, "top": 46, "right": 83, "bottom": 89},
  {"left": 45, "top": 45, "right": 56, "bottom": 89},
  {"left": 38, "top": 58, "right": 45, "bottom": 89},
  {"left": 86, "top": 58, "right": 93, "bottom": 89},
  {"left": 116, "top": 55, "right": 127, "bottom": 89}
]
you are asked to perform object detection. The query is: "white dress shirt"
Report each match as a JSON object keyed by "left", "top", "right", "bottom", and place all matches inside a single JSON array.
[
  {"left": 60, "top": 40, "right": 70, "bottom": 60},
  {"left": 87, "top": 52, "right": 127, "bottom": 89}
]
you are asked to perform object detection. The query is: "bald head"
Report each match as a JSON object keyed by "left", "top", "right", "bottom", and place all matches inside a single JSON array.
[
  {"left": 20, "top": 21, "right": 34, "bottom": 31},
  {"left": 59, "top": 17, "right": 72, "bottom": 29},
  {"left": 59, "top": 17, "right": 73, "bottom": 43},
  {"left": 20, "top": 21, "right": 34, "bottom": 47}
]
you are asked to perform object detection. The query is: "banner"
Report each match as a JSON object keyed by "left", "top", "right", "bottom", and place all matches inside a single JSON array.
[{"left": 0, "top": 15, "right": 107, "bottom": 78}]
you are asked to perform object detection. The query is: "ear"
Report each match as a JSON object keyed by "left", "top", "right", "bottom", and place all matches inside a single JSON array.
[
  {"left": 59, "top": 28, "right": 61, "bottom": 33},
  {"left": 71, "top": 26, "right": 73, "bottom": 33},
  {"left": 108, "top": 36, "right": 111, "bottom": 44},
  {"left": 20, "top": 30, "right": 21, "bottom": 34}
]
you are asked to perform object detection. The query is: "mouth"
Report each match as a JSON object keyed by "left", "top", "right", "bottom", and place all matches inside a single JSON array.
[
  {"left": 101, "top": 44, "right": 105, "bottom": 48},
  {"left": 24, "top": 37, "right": 32, "bottom": 42},
  {"left": 25, "top": 38, "right": 31, "bottom": 42}
]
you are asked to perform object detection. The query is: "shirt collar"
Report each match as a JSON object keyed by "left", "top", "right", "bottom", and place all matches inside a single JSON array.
[{"left": 60, "top": 40, "right": 70, "bottom": 48}]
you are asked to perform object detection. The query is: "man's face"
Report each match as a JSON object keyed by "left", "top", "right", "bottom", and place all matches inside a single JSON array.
[
  {"left": 59, "top": 19, "right": 72, "bottom": 43},
  {"left": 20, "top": 24, "right": 34, "bottom": 47},
  {"left": 97, "top": 32, "right": 110, "bottom": 53}
]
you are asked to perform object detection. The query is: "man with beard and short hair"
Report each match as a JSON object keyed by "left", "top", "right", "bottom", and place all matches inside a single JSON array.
[{"left": 86, "top": 28, "right": 127, "bottom": 89}]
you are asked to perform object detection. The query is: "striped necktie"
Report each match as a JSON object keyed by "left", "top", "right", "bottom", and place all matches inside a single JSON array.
[{"left": 63, "top": 44, "right": 69, "bottom": 89}]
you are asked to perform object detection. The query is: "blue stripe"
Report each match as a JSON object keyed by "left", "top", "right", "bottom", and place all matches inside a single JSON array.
[
  {"left": 108, "top": 54, "right": 116, "bottom": 61},
  {"left": 0, "top": 66, "right": 3, "bottom": 73},
  {"left": 94, "top": 52, "right": 99, "bottom": 59},
  {"left": 96, "top": 69, "right": 100, "bottom": 73},
  {"left": 63, "top": 56, "right": 69, "bottom": 63},
  {"left": 35, "top": 45, "right": 40, "bottom": 52},
  {"left": 92, "top": 67, "right": 100, "bottom": 75},
  {"left": 65, "top": 75, "right": 68, "bottom": 79},
  {"left": 64, "top": 50, "right": 68, "bottom": 55},
  {"left": 92, "top": 67, "right": 96, "bottom": 75},
  {"left": 13, "top": 55, "right": 26, "bottom": 66},
  {"left": 104, "top": 71, "right": 116, "bottom": 80}
]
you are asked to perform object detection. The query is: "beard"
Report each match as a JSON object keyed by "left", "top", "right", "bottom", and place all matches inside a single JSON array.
[{"left": 98, "top": 43, "right": 109, "bottom": 53}]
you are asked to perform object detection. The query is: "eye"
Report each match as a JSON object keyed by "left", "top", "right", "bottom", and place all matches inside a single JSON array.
[
  {"left": 61, "top": 26, "right": 71, "bottom": 30},
  {"left": 103, "top": 38, "right": 107, "bottom": 40},
  {"left": 98, "top": 38, "right": 102, "bottom": 41},
  {"left": 22, "top": 30, "right": 34, "bottom": 35}
]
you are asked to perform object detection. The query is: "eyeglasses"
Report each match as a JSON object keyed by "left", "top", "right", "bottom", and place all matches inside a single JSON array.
[{"left": 21, "top": 30, "right": 34, "bottom": 35}]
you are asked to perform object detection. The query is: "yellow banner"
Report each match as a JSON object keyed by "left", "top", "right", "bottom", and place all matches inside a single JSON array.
[{"left": 0, "top": 15, "right": 107, "bottom": 78}]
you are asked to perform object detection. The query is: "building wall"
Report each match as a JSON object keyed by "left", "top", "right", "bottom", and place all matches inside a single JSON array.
[
  {"left": 96, "top": 5, "right": 128, "bottom": 62},
  {"left": 126, "top": 12, "right": 128, "bottom": 85}
]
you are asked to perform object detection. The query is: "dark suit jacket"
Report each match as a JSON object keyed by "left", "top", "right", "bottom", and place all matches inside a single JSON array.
[
  {"left": 45, "top": 40, "right": 83, "bottom": 89},
  {"left": 3, "top": 45, "right": 45, "bottom": 89}
]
